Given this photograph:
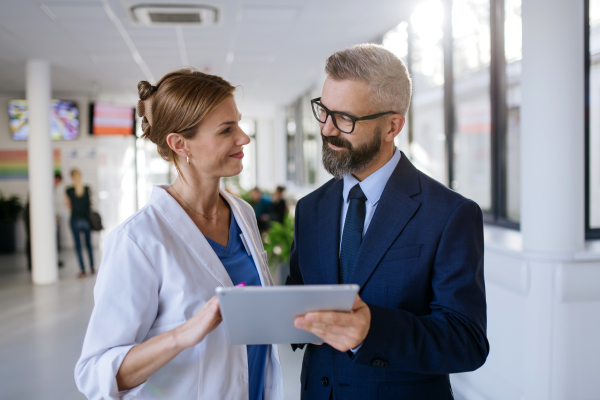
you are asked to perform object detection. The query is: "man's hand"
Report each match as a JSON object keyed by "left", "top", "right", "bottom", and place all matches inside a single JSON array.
[{"left": 294, "top": 295, "right": 370, "bottom": 353}]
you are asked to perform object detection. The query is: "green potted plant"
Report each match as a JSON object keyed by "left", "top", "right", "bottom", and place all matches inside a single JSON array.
[
  {"left": 262, "top": 214, "right": 294, "bottom": 285},
  {"left": 0, "top": 192, "right": 24, "bottom": 253}
]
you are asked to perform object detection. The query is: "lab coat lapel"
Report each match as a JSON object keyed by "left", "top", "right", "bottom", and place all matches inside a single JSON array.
[
  {"left": 150, "top": 186, "right": 233, "bottom": 287},
  {"left": 317, "top": 179, "right": 344, "bottom": 284},
  {"left": 349, "top": 154, "right": 422, "bottom": 290},
  {"left": 222, "top": 190, "right": 274, "bottom": 287}
]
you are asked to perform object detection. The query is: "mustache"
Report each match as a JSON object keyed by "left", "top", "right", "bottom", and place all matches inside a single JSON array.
[{"left": 320, "top": 132, "right": 352, "bottom": 150}]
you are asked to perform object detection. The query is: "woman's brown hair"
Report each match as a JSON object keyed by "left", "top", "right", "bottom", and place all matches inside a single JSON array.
[{"left": 137, "top": 69, "right": 236, "bottom": 180}]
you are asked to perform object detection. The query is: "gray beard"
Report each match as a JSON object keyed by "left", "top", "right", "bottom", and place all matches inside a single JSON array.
[{"left": 321, "top": 126, "right": 382, "bottom": 179}]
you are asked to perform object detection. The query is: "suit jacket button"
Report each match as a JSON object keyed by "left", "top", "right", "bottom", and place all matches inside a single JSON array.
[
  {"left": 373, "top": 359, "right": 387, "bottom": 368},
  {"left": 321, "top": 377, "right": 329, "bottom": 387}
]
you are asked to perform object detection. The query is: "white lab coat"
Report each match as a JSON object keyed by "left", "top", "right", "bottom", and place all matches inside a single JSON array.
[{"left": 75, "top": 185, "right": 284, "bottom": 400}]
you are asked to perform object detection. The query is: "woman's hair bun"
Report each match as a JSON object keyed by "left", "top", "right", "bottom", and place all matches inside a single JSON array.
[{"left": 137, "top": 80, "right": 157, "bottom": 101}]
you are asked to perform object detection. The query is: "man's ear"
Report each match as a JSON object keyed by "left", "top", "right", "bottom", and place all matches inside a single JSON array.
[
  {"left": 166, "top": 133, "right": 188, "bottom": 157},
  {"left": 383, "top": 114, "right": 405, "bottom": 143}
]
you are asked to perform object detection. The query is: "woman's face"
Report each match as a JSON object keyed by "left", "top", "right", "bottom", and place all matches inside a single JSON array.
[
  {"left": 71, "top": 170, "right": 81, "bottom": 182},
  {"left": 186, "top": 96, "right": 250, "bottom": 179}
]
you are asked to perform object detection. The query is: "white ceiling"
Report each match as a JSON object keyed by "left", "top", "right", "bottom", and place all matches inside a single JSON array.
[{"left": 0, "top": 0, "right": 413, "bottom": 107}]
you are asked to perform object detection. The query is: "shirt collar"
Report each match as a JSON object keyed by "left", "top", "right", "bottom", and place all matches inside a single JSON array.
[{"left": 343, "top": 147, "right": 401, "bottom": 206}]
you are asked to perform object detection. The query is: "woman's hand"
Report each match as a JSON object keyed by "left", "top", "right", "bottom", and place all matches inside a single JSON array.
[
  {"left": 173, "top": 296, "right": 222, "bottom": 350},
  {"left": 116, "top": 296, "right": 222, "bottom": 391}
]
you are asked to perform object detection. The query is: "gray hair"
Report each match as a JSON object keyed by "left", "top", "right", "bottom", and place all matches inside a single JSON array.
[{"left": 324, "top": 43, "right": 412, "bottom": 116}]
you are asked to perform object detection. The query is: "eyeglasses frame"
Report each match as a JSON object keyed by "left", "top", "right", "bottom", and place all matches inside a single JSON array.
[{"left": 310, "top": 97, "right": 400, "bottom": 134}]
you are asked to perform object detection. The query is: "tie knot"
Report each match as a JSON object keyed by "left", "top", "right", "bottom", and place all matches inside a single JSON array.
[{"left": 349, "top": 184, "right": 367, "bottom": 202}]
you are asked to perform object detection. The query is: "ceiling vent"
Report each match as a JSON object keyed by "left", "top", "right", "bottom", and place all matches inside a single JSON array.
[{"left": 130, "top": 4, "right": 220, "bottom": 26}]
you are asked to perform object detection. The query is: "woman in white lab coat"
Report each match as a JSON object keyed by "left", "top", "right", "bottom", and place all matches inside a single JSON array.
[{"left": 75, "top": 69, "right": 283, "bottom": 400}]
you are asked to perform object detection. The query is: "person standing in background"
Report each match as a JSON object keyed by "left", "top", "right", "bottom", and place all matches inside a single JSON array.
[
  {"left": 269, "top": 186, "right": 288, "bottom": 224},
  {"left": 250, "top": 187, "right": 272, "bottom": 234},
  {"left": 65, "top": 169, "right": 94, "bottom": 278},
  {"left": 54, "top": 172, "right": 65, "bottom": 268}
]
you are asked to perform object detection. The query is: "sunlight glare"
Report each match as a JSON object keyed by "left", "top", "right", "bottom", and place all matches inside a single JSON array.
[{"left": 383, "top": 21, "right": 408, "bottom": 61}]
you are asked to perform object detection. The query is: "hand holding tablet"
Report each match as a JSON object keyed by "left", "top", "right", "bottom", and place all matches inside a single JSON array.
[{"left": 216, "top": 284, "right": 359, "bottom": 345}]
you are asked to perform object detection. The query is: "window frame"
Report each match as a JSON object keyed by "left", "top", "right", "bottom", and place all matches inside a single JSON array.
[{"left": 585, "top": 0, "right": 600, "bottom": 239}]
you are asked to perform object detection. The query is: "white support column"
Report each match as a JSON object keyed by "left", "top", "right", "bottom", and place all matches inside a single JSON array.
[
  {"left": 26, "top": 59, "right": 58, "bottom": 285},
  {"left": 520, "top": 0, "right": 585, "bottom": 253}
]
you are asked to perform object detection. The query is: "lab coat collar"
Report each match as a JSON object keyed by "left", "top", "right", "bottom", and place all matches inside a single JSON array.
[
  {"left": 221, "top": 190, "right": 274, "bottom": 287},
  {"left": 149, "top": 185, "right": 271, "bottom": 288}
]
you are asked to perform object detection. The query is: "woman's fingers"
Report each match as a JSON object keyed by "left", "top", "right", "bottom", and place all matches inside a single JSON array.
[
  {"left": 175, "top": 297, "right": 223, "bottom": 348},
  {"left": 200, "top": 296, "right": 222, "bottom": 333}
]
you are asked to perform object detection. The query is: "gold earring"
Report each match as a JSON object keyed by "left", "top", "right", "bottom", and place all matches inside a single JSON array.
[{"left": 187, "top": 155, "right": 190, "bottom": 165}]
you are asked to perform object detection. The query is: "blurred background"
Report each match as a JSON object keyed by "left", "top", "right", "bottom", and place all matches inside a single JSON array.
[{"left": 0, "top": 0, "right": 599, "bottom": 399}]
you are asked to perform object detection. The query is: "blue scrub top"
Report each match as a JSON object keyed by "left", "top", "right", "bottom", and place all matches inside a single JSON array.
[{"left": 205, "top": 210, "right": 268, "bottom": 400}]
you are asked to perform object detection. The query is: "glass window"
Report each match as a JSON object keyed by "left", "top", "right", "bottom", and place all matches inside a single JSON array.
[
  {"left": 286, "top": 104, "right": 297, "bottom": 183},
  {"left": 410, "top": 0, "right": 447, "bottom": 184},
  {"left": 383, "top": 22, "right": 411, "bottom": 153},
  {"left": 383, "top": 21, "right": 409, "bottom": 63},
  {"left": 505, "top": 0, "right": 522, "bottom": 222},
  {"left": 452, "top": 0, "right": 492, "bottom": 211},
  {"left": 302, "top": 93, "right": 319, "bottom": 185},
  {"left": 589, "top": 0, "right": 600, "bottom": 228}
]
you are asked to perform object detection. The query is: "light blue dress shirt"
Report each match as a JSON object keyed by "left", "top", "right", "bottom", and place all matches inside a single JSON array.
[{"left": 340, "top": 148, "right": 402, "bottom": 243}]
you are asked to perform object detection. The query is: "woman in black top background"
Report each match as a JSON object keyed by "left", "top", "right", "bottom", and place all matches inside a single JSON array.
[
  {"left": 269, "top": 186, "right": 288, "bottom": 224},
  {"left": 65, "top": 168, "right": 94, "bottom": 277}
]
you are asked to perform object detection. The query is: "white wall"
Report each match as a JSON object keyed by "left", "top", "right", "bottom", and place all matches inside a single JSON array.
[
  {"left": 451, "top": 233, "right": 600, "bottom": 400},
  {"left": 0, "top": 92, "right": 137, "bottom": 251}
]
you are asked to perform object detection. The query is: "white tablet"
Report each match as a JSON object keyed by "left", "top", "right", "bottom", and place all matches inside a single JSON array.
[{"left": 216, "top": 284, "right": 359, "bottom": 345}]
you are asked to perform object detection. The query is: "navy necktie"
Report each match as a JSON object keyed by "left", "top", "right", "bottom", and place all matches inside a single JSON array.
[{"left": 339, "top": 184, "right": 367, "bottom": 283}]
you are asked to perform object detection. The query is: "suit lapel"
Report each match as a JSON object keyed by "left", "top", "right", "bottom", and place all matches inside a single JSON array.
[
  {"left": 349, "top": 153, "right": 422, "bottom": 290},
  {"left": 317, "top": 179, "right": 344, "bottom": 284}
]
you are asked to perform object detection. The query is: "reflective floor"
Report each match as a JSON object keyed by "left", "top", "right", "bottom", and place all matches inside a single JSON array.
[{"left": 0, "top": 250, "right": 303, "bottom": 400}]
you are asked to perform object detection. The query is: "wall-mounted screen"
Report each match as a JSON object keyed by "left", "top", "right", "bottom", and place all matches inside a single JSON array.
[
  {"left": 9, "top": 99, "right": 79, "bottom": 141},
  {"left": 90, "top": 103, "right": 135, "bottom": 136}
]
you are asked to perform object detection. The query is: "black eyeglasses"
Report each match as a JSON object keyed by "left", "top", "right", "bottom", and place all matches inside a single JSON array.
[{"left": 310, "top": 97, "right": 400, "bottom": 134}]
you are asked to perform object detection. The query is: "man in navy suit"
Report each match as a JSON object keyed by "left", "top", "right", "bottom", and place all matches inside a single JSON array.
[{"left": 288, "top": 44, "right": 489, "bottom": 399}]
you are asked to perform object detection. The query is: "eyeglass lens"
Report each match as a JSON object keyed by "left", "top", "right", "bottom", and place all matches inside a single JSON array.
[{"left": 312, "top": 102, "right": 354, "bottom": 133}]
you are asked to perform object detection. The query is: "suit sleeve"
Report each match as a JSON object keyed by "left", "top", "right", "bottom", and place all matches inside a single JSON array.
[
  {"left": 285, "top": 199, "right": 304, "bottom": 286},
  {"left": 74, "top": 230, "right": 159, "bottom": 400},
  {"left": 353, "top": 199, "right": 489, "bottom": 374}
]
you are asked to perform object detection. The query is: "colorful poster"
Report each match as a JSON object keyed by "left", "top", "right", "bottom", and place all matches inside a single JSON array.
[
  {"left": 8, "top": 100, "right": 79, "bottom": 140},
  {"left": 92, "top": 103, "right": 135, "bottom": 135},
  {"left": 0, "top": 149, "right": 61, "bottom": 180}
]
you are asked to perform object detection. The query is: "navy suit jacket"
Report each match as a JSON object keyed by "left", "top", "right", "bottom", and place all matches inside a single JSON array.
[{"left": 286, "top": 153, "right": 489, "bottom": 400}]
